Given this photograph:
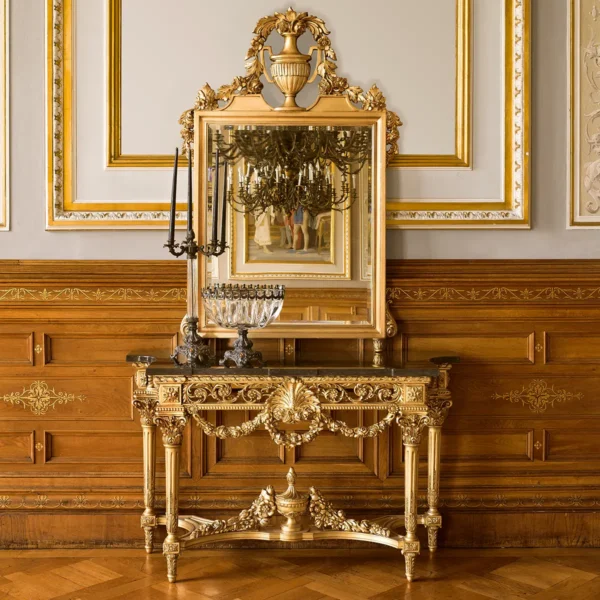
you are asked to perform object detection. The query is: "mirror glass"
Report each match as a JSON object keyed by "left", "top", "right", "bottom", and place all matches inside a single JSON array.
[{"left": 198, "top": 117, "right": 381, "bottom": 335}]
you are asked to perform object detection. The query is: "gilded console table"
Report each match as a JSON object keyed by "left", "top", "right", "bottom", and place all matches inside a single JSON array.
[{"left": 129, "top": 358, "right": 456, "bottom": 583}]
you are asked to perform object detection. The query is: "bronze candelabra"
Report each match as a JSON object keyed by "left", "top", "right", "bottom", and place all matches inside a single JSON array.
[{"left": 165, "top": 147, "right": 229, "bottom": 368}]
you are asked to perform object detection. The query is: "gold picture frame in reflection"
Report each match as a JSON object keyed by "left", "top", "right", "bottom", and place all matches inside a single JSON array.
[{"left": 229, "top": 182, "right": 351, "bottom": 279}]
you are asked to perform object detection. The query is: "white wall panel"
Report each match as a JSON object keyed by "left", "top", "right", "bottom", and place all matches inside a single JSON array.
[{"left": 0, "top": 0, "right": 599, "bottom": 257}]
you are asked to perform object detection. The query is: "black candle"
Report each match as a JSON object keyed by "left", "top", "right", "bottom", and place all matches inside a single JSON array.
[
  {"left": 212, "top": 148, "right": 220, "bottom": 244},
  {"left": 221, "top": 159, "right": 228, "bottom": 246},
  {"left": 168, "top": 147, "right": 178, "bottom": 245},
  {"left": 187, "top": 147, "right": 193, "bottom": 233}
]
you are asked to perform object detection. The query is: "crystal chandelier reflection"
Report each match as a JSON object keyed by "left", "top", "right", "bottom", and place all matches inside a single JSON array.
[{"left": 214, "top": 126, "right": 371, "bottom": 215}]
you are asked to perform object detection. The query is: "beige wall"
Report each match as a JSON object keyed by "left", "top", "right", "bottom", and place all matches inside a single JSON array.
[{"left": 1, "top": 0, "right": 597, "bottom": 259}]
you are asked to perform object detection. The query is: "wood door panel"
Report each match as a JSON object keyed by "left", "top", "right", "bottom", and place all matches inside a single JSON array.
[
  {"left": 43, "top": 333, "right": 177, "bottom": 366},
  {"left": 0, "top": 431, "right": 34, "bottom": 463},
  {"left": 0, "top": 377, "right": 134, "bottom": 420},
  {"left": 0, "top": 332, "right": 33, "bottom": 365}
]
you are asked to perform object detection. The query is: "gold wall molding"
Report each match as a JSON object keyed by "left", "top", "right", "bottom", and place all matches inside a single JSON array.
[
  {"left": 386, "top": 0, "right": 530, "bottom": 228},
  {"left": 46, "top": 0, "right": 184, "bottom": 228},
  {"left": 387, "top": 286, "right": 600, "bottom": 304},
  {"left": 0, "top": 0, "right": 7, "bottom": 231},
  {"left": 107, "top": 0, "right": 470, "bottom": 170},
  {"left": 491, "top": 380, "right": 583, "bottom": 413},
  {"left": 0, "top": 381, "right": 86, "bottom": 415},
  {"left": 0, "top": 287, "right": 186, "bottom": 303},
  {"left": 569, "top": 0, "right": 600, "bottom": 227}
]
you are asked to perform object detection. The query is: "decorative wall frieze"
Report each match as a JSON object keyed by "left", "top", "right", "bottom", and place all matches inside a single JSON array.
[
  {"left": 0, "top": 381, "right": 86, "bottom": 415},
  {"left": 387, "top": 286, "right": 600, "bottom": 304},
  {"left": 492, "top": 379, "right": 583, "bottom": 413},
  {"left": 0, "top": 287, "right": 186, "bottom": 303},
  {"left": 2, "top": 491, "right": 598, "bottom": 512}
]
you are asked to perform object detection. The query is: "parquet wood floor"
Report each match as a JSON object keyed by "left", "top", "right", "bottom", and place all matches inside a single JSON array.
[{"left": 0, "top": 549, "right": 598, "bottom": 600}]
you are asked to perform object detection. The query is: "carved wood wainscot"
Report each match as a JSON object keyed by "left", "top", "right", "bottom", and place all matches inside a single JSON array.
[{"left": 130, "top": 358, "right": 456, "bottom": 583}]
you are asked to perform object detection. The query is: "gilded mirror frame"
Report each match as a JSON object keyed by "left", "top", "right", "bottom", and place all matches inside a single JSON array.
[{"left": 194, "top": 95, "right": 387, "bottom": 339}]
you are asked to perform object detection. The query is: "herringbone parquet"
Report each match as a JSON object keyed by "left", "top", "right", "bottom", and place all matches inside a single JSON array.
[{"left": 0, "top": 548, "right": 598, "bottom": 600}]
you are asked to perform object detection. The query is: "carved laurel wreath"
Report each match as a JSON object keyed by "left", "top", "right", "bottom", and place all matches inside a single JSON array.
[{"left": 178, "top": 7, "right": 401, "bottom": 163}]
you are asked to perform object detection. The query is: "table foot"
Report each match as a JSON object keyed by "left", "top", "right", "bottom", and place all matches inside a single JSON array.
[
  {"left": 144, "top": 527, "right": 155, "bottom": 554},
  {"left": 164, "top": 541, "right": 180, "bottom": 583},
  {"left": 427, "top": 526, "right": 439, "bottom": 552},
  {"left": 141, "top": 514, "right": 157, "bottom": 554},
  {"left": 166, "top": 554, "right": 178, "bottom": 583},
  {"left": 402, "top": 550, "right": 416, "bottom": 581}
]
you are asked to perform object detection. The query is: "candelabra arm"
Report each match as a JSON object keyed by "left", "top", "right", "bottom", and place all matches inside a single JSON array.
[{"left": 163, "top": 241, "right": 187, "bottom": 258}]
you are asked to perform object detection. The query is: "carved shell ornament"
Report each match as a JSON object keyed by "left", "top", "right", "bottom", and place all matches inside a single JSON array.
[
  {"left": 179, "top": 7, "right": 402, "bottom": 162},
  {"left": 270, "top": 377, "right": 320, "bottom": 423}
]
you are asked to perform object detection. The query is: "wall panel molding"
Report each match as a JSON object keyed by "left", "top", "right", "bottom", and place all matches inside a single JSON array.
[
  {"left": 107, "top": 0, "right": 472, "bottom": 171},
  {"left": 46, "top": 0, "right": 180, "bottom": 228},
  {"left": 0, "top": 0, "right": 8, "bottom": 231},
  {"left": 569, "top": 0, "right": 600, "bottom": 227},
  {"left": 386, "top": 0, "right": 530, "bottom": 228}
]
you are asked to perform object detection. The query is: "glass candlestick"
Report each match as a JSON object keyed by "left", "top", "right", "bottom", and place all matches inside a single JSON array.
[{"left": 201, "top": 284, "right": 285, "bottom": 368}]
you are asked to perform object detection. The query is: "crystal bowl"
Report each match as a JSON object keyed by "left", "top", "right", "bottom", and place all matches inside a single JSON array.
[{"left": 201, "top": 284, "right": 285, "bottom": 367}]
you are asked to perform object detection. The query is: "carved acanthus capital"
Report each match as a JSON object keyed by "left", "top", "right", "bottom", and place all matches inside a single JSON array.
[
  {"left": 132, "top": 393, "right": 158, "bottom": 427},
  {"left": 155, "top": 415, "right": 188, "bottom": 446},
  {"left": 427, "top": 393, "right": 453, "bottom": 427},
  {"left": 397, "top": 414, "right": 430, "bottom": 445}
]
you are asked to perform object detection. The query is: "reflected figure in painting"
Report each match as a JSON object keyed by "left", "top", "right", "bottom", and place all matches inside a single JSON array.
[
  {"left": 253, "top": 206, "right": 274, "bottom": 254},
  {"left": 291, "top": 206, "right": 310, "bottom": 253}
]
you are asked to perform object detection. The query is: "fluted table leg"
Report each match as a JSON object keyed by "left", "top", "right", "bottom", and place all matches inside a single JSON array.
[
  {"left": 141, "top": 421, "right": 157, "bottom": 553},
  {"left": 156, "top": 415, "right": 187, "bottom": 584},
  {"left": 398, "top": 414, "right": 427, "bottom": 582},
  {"left": 133, "top": 394, "right": 158, "bottom": 554},
  {"left": 426, "top": 425, "right": 442, "bottom": 551}
]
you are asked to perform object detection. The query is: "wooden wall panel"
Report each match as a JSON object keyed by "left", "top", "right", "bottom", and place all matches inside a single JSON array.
[
  {"left": 0, "top": 432, "right": 34, "bottom": 463},
  {"left": 402, "top": 333, "right": 535, "bottom": 365},
  {"left": 545, "top": 332, "right": 600, "bottom": 364},
  {"left": 543, "top": 429, "right": 600, "bottom": 462},
  {"left": 2, "top": 260, "right": 600, "bottom": 549},
  {"left": 44, "top": 333, "right": 177, "bottom": 365},
  {"left": 0, "top": 333, "right": 33, "bottom": 365}
]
